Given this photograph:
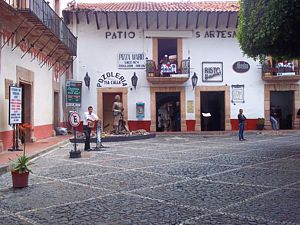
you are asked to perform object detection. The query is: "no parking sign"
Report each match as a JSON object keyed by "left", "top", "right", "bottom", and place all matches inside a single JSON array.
[{"left": 69, "top": 112, "right": 81, "bottom": 128}]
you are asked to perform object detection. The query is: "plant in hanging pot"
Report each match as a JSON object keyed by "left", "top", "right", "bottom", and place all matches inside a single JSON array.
[
  {"left": 10, "top": 155, "right": 33, "bottom": 188},
  {"left": 10, "top": 123, "right": 33, "bottom": 188}
]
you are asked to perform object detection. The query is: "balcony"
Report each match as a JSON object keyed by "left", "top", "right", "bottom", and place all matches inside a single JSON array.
[
  {"left": 262, "top": 61, "right": 300, "bottom": 82},
  {"left": 0, "top": 0, "right": 76, "bottom": 59},
  {"left": 146, "top": 58, "right": 190, "bottom": 85}
]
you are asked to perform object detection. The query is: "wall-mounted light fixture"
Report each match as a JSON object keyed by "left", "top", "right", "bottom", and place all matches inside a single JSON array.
[
  {"left": 84, "top": 72, "right": 91, "bottom": 89},
  {"left": 191, "top": 72, "right": 198, "bottom": 89},
  {"left": 131, "top": 72, "right": 138, "bottom": 90}
]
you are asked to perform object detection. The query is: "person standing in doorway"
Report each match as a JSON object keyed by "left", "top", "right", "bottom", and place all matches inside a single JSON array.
[
  {"left": 270, "top": 106, "right": 278, "bottom": 130},
  {"left": 238, "top": 108, "right": 246, "bottom": 141},
  {"left": 174, "top": 101, "right": 180, "bottom": 131},
  {"left": 83, "top": 106, "right": 99, "bottom": 151}
]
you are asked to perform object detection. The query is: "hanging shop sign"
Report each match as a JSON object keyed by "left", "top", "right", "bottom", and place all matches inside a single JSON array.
[
  {"left": 202, "top": 62, "right": 223, "bottom": 82},
  {"left": 231, "top": 84, "right": 245, "bottom": 103},
  {"left": 233, "top": 61, "right": 250, "bottom": 73},
  {"left": 97, "top": 72, "right": 128, "bottom": 87},
  {"left": 66, "top": 80, "right": 82, "bottom": 107},
  {"left": 9, "top": 85, "right": 22, "bottom": 125},
  {"left": 118, "top": 53, "right": 146, "bottom": 69}
]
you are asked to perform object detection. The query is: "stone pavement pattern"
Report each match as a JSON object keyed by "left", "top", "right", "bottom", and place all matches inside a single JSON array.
[{"left": 0, "top": 134, "right": 300, "bottom": 225}]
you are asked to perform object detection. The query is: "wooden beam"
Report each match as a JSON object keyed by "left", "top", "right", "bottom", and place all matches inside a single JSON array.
[
  {"left": 125, "top": 12, "right": 129, "bottom": 29},
  {"left": 136, "top": 12, "right": 139, "bottom": 29},
  {"left": 235, "top": 14, "right": 239, "bottom": 28},
  {"left": 157, "top": 12, "right": 159, "bottom": 29},
  {"left": 85, "top": 11, "right": 90, "bottom": 24},
  {"left": 115, "top": 12, "right": 119, "bottom": 29},
  {"left": 176, "top": 12, "right": 179, "bottom": 29},
  {"left": 166, "top": 11, "right": 169, "bottom": 29},
  {"left": 146, "top": 12, "right": 149, "bottom": 30},
  {"left": 75, "top": 11, "right": 79, "bottom": 24},
  {"left": 106, "top": 13, "right": 110, "bottom": 29},
  {"left": 195, "top": 12, "right": 200, "bottom": 29},
  {"left": 205, "top": 12, "right": 210, "bottom": 29},
  {"left": 94, "top": 12, "right": 100, "bottom": 30},
  {"left": 226, "top": 12, "right": 232, "bottom": 28},
  {"left": 215, "top": 12, "right": 221, "bottom": 29},
  {"left": 186, "top": 12, "right": 190, "bottom": 29}
]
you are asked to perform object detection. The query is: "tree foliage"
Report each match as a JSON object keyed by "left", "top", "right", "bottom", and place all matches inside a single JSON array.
[{"left": 237, "top": 0, "right": 300, "bottom": 60}]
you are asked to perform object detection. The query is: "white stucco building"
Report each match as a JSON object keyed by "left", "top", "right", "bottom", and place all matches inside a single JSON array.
[
  {"left": 0, "top": 0, "right": 76, "bottom": 151},
  {"left": 63, "top": 1, "right": 300, "bottom": 133}
]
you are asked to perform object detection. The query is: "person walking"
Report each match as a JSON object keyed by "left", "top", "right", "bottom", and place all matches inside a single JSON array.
[
  {"left": 83, "top": 106, "right": 99, "bottom": 151},
  {"left": 238, "top": 108, "right": 246, "bottom": 141}
]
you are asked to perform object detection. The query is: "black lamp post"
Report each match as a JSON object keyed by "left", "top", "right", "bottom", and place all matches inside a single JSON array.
[
  {"left": 191, "top": 72, "right": 198, "bottom": 89},
  {"left": 84, "top": 72, "right": 91, "bottom": 89},
  {"left": 131, "top": 72, "right": 138, "bottom": 90}
]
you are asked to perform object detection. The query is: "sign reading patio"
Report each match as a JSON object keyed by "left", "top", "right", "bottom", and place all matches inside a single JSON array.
[
  {"left": 202, "top": 62, "right": 223, "bottom": 82},
  {"left": 66, "top": 80, "right": 82, "bottom": 107},
  {"left": 118, "top": 53, "right": 146, "bottom": 69},
  {"left": 97, "top": 72, "right": 128, "bottom": 87}
]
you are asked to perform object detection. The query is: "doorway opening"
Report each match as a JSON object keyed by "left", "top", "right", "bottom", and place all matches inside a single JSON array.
[
  {"left": 156, "top": 92, "right": 180, "bottom": 132},
  {"left": 102, "top": 93, "right": 122, "bottom": 132},
  {"left": 20, "top": 82, "right": 32, "bottom": 141},
  {"left": 270, "top": 91, "right": 294, "bottom": 129},
  {"left": 53, "top": 91, "right": 60, "bottom": 128},
  {"left": 200, "top": 91, "right": 225, "bottom": 131},
  {"left": 158, "top": 38, "right": 178, "bottom": 75}
]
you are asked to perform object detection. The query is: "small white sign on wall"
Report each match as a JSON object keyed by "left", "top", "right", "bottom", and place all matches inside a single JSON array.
[
  {"left": 231, "top": 84, "right": 245, "bottom": 103},
  {"left": 118, "top": 53, "right": 146, "bottom": 69}
]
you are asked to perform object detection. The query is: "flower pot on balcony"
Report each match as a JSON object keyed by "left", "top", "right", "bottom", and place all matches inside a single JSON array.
[{"left": 11, "top": 171, "right": 29, "bottom": 188}]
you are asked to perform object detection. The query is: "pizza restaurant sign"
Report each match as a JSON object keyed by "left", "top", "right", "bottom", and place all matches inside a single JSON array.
[
  {"left": 97, "top": 72, "right": 128, "bottom": 87},
  {"left": 118, "top": 53, "right": 146, "bottom": 69}
]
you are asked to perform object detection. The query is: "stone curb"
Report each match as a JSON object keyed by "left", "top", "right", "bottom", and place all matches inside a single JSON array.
[
  {"left": 156, "top": 130, "right": 300, "bottom": 137},
  {"left": 0, "top": 139, "right": 69, "bottom": 176}
]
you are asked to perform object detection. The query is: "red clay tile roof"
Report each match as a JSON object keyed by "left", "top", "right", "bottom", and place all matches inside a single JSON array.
[{"left": 66, "top": 1, "right": 239, "bottom": 12}]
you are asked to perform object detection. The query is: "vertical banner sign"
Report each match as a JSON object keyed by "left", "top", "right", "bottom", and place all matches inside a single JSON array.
[
  {"left": 66, "top": 80, "right": 82, "bottom": 107},
  {"left": 9, "top": 86, "right": 22, "bottom": 125}
]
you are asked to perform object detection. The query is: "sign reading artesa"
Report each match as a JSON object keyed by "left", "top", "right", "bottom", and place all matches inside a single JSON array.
[{"left": 118, "top": 53, "right": 145, "bottom": 69}]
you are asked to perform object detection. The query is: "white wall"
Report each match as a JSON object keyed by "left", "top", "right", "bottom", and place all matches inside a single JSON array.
[
  {"left": 72, "top": 17, "right": 267, "bottom": 122},
  {"left": 186, "top": 29, "right": 264, "bottom": 119},
  {"left": 0, "top": 43, "right": 54, "bottom": 132}
]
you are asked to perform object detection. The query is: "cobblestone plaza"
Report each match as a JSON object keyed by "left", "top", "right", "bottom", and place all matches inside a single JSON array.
[{"left": 0, "top": 134, "right": 300, "bottom": 224}]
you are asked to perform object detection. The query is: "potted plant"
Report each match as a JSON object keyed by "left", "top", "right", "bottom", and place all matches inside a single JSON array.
[
  {"left": 257, "top": 118, "right": 265, "bottom": 130},
  {"left": 10, "top": 155, "right": 32, "bottom": 188},
  {"left": 10, "top": 123, "right": 33, "bottom": 188}
]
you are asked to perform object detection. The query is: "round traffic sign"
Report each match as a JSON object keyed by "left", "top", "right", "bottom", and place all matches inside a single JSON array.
[{"left": 69, "top": 112, "right": 81, "bottom": 127}]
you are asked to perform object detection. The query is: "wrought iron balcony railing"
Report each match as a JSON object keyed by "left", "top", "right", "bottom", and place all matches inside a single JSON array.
[
  {"left": 146, "top": 58, "right": 191, "bottom": 84},
  {"left": 3, "top": 0, "right": 77, "bottom": 56}
]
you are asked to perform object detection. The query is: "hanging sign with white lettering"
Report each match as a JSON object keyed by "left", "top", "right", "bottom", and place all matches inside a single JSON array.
[
  {"left": 233, "top": 61, "right": 250, "bottom": 73},
  {"left": 118, "top": 53, "right": 146, "bottom": 69}
]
